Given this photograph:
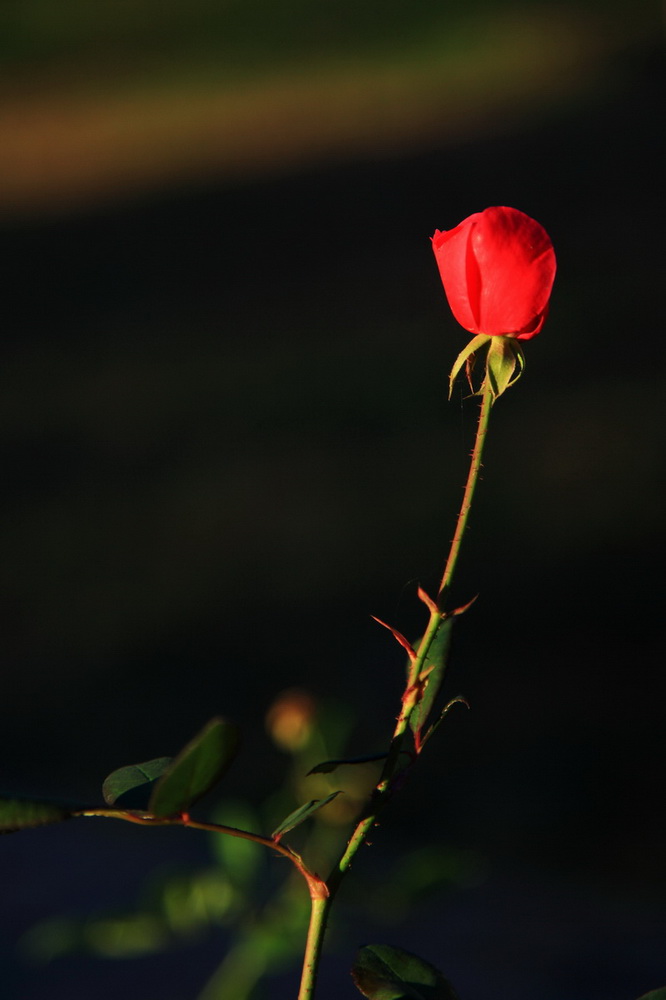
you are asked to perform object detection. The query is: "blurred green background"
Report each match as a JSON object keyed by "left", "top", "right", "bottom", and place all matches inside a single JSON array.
[{"left": 1, "top": 0, "right": 665, "bottom": 997}]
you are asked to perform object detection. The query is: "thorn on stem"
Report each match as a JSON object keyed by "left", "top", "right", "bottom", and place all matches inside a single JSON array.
[
  {"left": 371, "top": 616, "right": 417, "bottom": 662},
  {"left": 416, "top": 586, "right": 439, "bottom": 615}
]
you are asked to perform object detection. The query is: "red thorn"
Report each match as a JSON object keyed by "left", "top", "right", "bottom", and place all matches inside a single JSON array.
[
  {"left": 451, "top": 594, "right": 479, "bottom": 616},
  {"left": 371, "top": 616, "right": 417, "bottom": 661},
  {"left": 417, "top": 586, "right": 439, "bottom": 615}
]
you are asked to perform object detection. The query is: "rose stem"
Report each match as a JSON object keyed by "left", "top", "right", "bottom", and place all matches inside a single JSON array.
[
  {"left": 438, "top": 376, "right": 493, "bottom": 606},
  {"left": 295, "top": 375, "right": 495, "bottom": 1000}
]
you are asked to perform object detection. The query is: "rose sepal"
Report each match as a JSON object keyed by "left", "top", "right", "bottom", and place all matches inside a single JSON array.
[
  {"left": 448, "top": 333, "right": 491, "bottom": 399},
  {"left": 485, "top": 336, "right": 525, "bottom": 400}
]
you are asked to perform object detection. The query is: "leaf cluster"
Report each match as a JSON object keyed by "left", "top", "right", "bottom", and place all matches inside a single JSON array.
[{"left": 1, "top": 717, "right": 240, "bottom": 832}]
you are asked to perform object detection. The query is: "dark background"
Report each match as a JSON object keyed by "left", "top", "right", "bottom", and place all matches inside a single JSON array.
[{"left": 1, "top": 1, "right": 664, "bottom": 997}]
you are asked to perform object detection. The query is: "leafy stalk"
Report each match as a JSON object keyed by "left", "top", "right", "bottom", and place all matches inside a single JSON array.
[
  {"left": 296, "top": 375, "right": 495, "bottom": 999},
  {"left": 68, "top": 371, "right": 496, "bottom": 1000}
]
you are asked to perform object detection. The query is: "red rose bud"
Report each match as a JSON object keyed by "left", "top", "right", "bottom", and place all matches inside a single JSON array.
[{"left": 431, "top": 206, "right": 556, "bottom": 340}]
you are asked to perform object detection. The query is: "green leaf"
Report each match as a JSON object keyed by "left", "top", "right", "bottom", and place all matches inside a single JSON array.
[
  {"left": 271, "top": 791, "right": 341, "bottom": 842},
  {"left": 307, "top": 753, "right": 387, "bottom": 776},
  {"left": 148, "top": 717, "right": 240, "bottom": 818},
  {"left": 102, "top": 757, "right": 173, "bottom": 807},
  {"left": 0, "top": 795, "right": 73, "bottom": 833},
  {"left": 637, "top": 990, "right": 666, "bottom": 1000},
  {"left": 409, "top": 617, "right": 454, "bottom": 739},
  {"left": 419, "top": 695, "right": 469, "bottom": 748},
  {"left": 352, "top": 944, "right": 460, "bottom": 1000}
]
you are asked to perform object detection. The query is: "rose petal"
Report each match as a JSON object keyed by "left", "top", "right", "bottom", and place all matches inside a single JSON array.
[
  {"left": 472, "top": 207, "right": 556, "bottom": 335},
  {"left": 431, "top": 213, "right": 483, "bottom": 333}
]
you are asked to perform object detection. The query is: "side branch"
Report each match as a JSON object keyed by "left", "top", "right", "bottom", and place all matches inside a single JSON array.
[{"left": 76, "top": 808, "right": 327, "bottom": 899}]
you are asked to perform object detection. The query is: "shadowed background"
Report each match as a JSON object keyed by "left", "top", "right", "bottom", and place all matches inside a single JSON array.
[{"left": 1, "top": 0, "right": 665, "bottom": 997}]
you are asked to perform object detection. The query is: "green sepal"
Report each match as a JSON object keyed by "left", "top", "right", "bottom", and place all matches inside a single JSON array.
[
  {"left": 102, "top": 757, "right": 173, "bottom": 807},
  {"left": 637, "top": 991, "right": 666, "bottom": 1000},
  {"left": 271, "top": 791, "right": 341, "bottom": 842},
  {"left": 351, "top": 943, "right": 460, "bottom": 999},
  {"left": 149, "top": 717, "right": 240, "bottom": 818},
  {"left": 485, "top": 336, "right": 525, "bottom": 400},
  {"left": 448, "top": 334, "right": 491, "bottom": 399},
  {"left": 0, "top": 794, "right": 74, "bottom": 833}
]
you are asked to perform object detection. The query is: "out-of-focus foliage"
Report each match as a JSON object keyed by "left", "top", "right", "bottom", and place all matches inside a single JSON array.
[
  {"left": 0, "top": 795, "right": 73, "bottom": 832},
  {"left": 1, "top": 0, "right": 650, "bottom": 73},
  {"left": 20, "top": 692, "right": 476, "bottom": 998},
  {"left": 0, "top": 0, "right": 657, "bottom": 212}
]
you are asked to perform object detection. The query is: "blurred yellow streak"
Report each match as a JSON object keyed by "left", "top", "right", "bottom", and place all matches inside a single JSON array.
[{"left": 0, "top": 9, "right": 640, "bottom": 215}]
